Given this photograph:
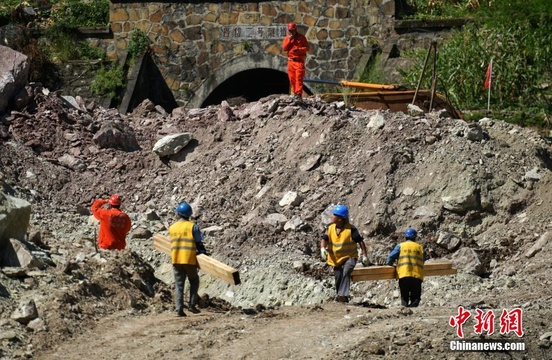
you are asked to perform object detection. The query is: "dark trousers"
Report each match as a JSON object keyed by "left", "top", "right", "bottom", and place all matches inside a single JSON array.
[
  {"left": 334, "top": 257, "right": 357, "bottom": 298},
  {"left": 173, "top": 264, "right": 199, "bottom": 312},
  {"left": 399, "top": 277, "right": 422, "bottom": 307}
]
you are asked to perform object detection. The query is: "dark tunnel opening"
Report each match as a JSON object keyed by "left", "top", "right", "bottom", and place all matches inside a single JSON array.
[{"left": 201, "top": 68, "right": 311, "bottom": 107}]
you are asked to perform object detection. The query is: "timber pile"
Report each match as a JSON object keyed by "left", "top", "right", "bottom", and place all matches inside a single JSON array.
[
  {"left": 351, "top": 261, "right": 456, "bottom": 282},
  {"left": 153, "top": 234, "right": 241, "bottom": 285}
]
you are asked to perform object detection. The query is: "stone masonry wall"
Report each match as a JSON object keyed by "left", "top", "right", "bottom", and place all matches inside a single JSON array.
[{"left": 107, "top": 0, "right": 395, "bottom": 107}]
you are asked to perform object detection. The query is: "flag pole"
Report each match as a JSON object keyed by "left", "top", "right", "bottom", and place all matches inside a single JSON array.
[{"left": 486, "top": 58, "right": 493, "bottom": 114}]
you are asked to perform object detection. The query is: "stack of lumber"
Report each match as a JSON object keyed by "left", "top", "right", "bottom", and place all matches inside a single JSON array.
[
  {"left": 351, "top": 261, "right": 457, "bottom": 282},
  {"left": 153, "top": 234, "right": 241, "bottom": 285}
]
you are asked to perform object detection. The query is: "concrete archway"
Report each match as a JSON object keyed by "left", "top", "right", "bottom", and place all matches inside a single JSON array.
[{"left": 190, "top": 53, "right": 311, "bottom": 108}]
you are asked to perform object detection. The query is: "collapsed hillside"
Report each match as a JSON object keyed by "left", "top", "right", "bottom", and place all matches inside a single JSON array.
[{"left": 1, "top": 91, "right": 552, "bottom": 359}]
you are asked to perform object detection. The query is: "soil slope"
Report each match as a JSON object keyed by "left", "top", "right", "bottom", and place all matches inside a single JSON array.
[{"left": 1, "top": 93, "right": 551, "bottom": 359}]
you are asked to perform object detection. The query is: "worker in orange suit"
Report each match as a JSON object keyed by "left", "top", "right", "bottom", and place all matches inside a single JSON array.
[
  {"left": 91, "top": 194, "right": 132, "bottom": 250},
  {"left": 282, "top": 22, "right": 309, "bottom": 99}
]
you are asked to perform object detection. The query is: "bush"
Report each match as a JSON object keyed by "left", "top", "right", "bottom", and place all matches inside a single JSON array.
[
  {"left": 394, "top": 0, "right": 552, "bottom": 128},
  {"left": 92, "top": 63, "right": 125, "bottom": 98},
  {"left": 42, "top": 24, "right": 80, "bottom": 62},
  {"left": 127, "top": 30, "right": 151, "bottom": 60},
  {"left": 0, "top": 0, "right": 19, "bottom": 26},
  {"left": 78, "top": 42, "right": 106, "bottom": 60},
  {"left": 51, "top": 0, "right": 110, "bottom": 28}
]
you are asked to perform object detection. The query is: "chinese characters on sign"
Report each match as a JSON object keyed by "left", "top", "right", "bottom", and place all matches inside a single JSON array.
[
  {"left": 449, "top": 306, "right": 524, "bottom": 338},
  {"left": 221, "top": 26, "right": 288, "bottom": 40}
]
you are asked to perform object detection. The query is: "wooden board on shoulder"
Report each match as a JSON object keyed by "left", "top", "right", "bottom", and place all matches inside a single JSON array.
[
  {"left": 351, "top": 261, "right": 457, "bottom": 282},
  {"left": 153, "top": 234, "right": 241, "bottom": 285}
]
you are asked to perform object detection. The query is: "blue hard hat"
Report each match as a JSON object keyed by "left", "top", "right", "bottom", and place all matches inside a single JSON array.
[
  {"left": 404, "top": 228, "right": 417, "bottom": 239},
  {"left": 176, "top": 202, "right": 193, "bottom": 217},
  {"left": 332, "top": 204, "right": 349, "bottom": 219}
]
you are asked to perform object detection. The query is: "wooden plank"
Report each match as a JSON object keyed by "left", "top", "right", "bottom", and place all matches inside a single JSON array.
[
  {"left": 351, "top": 262, "right": 456, "bottom": 282},
  {"left": 196, "top": 254, "right": 241, "bottom": 286},
  {"left": 152, "top": 234, "right": 241, "bottom": 285},
  {"left": 153, "top": 236, "right": 171, "bottom": 254},
  {"left": 352, "top": 261, "right": 452, "bottom": 277},
  {"left": 425, "top": 268, "right": 457, "bottom": 276},
  {"left": 421, "top": 261, "right": 452, "bottom": 270},
  {"left": 353, "top": 266, "right": 396, "bottom": 278},
  {"left": 352, "top": 272, "right": 396, "bottom": 282}
]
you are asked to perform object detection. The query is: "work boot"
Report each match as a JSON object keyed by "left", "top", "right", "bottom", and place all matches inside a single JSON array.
[
  {"left": 176, "top": 309, "right": 186, "bottom": 317},
  {"left": 189, "top": 306, "right": 200, "bottom": 314},
  {"left": 336, "top": 296, "right": 349, "bottom": 303}
]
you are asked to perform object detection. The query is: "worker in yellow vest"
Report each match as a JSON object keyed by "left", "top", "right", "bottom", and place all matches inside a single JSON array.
[
  {"left": 386, "top": 228, "right": 426, "bottom": 307},
  {"left": 169, "top": 201, "right": 208, "bottom": 317},
  {"left": 321, "top": 204, "right": 369, "bottom": 303}
]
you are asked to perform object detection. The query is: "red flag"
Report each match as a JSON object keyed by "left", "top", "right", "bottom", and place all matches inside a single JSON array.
[{"left": 484, "top": 59, "right": 493, "bottom": 90}]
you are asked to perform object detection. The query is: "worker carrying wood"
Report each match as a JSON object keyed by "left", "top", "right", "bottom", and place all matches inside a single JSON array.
[
  {"left": 321, "top": 204, "right": 369, "bottom": 303},
  {"left": 169, "top": 201, "right": 208, "bottom": 317},
  {"left": 386, "top": 228, "right": 428, "bottom": 307},
  {"left": 91, "top": 194, "right": 132, "bottom": 250}
]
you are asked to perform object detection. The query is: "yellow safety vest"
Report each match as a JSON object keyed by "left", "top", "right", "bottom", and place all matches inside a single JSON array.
[
  {"left": 169, "top": 220, "right": 197, "bottom": 265},
  {"left": 327, "top": 223, "right": 358, "bottom": 267},
  {"left": 396, "top": 241, "right": 424, "bottom": 280}
]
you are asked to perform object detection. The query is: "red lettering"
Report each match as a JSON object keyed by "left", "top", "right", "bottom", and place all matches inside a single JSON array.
[
  {"left": 474, "top": 309, "right": 495, "bottom": 335},
  {"left": 449, "top": 306, "right": 471, "bottom": 338},
  {"left": 500, "top": 308, "right": 524, "bottom": 337}
]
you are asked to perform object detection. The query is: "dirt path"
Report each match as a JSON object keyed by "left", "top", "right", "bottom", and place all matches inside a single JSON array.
[
  {"left": 36, "top": 304, "right": 418, "bottom": 360},
  {"left": 36, "top": 303, "right": 540, "bottom": 360}
]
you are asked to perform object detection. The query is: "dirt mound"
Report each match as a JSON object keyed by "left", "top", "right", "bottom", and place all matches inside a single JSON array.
[{"left": 1, "top": 91, "right": 552, "bottom": 359}]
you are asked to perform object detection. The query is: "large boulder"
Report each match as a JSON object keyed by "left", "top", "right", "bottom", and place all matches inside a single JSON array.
[
  {"left": 152, "top": 133, "right": 193, "bottom": 157},
  {"left": 0, "top": 45, "right": 29, "bottom": 113},
  {"left": 92, "top": 121, "right": 141, "bottom": 151},
  {"left": 0, "top": 193, "right": 31, "bottom": 248}
]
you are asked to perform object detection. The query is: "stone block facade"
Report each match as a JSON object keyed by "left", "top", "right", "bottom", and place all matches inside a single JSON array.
[{"left": 107, "top": 0, "right": 395, "bottom": 107}]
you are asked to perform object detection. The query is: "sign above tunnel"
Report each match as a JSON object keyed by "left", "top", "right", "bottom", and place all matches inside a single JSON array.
[{"left": 221, "top": 26, "right": 288, "bottom": 40}]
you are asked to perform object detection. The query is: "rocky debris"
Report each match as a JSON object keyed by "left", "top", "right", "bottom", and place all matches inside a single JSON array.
[
  {"left": 152, "top": 132, "right": 193, "bottom": 157},
  {"left": 0, "top": 88, "right": 551, "bottom": 358},
  {"left": 0, "top": 193, "right": 31, "bottom": 247},
  {"left": 0, "top": 45, "right": 29, "bottom": 113},
  {"left": 11, "top": 299, "right": 38, "bottom": 325}
]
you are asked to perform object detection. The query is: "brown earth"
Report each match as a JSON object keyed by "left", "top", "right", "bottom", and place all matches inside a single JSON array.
[{"left": 1, "top": 91, "right": 552, "bottom": 359}]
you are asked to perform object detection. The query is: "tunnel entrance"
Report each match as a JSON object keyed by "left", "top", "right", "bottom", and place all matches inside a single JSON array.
[{"left": 201, "top": 68, "right": 310, "bottom": 107}]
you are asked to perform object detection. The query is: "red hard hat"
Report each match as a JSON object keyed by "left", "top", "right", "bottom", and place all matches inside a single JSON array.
[
  {"left": 108, "top": 194, "right": 122, "bottom": 207},
  {"left": 287, "top": 22, "right": 297, "bottom": 31}
]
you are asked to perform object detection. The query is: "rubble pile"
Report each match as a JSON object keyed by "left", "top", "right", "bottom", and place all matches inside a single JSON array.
[{"left": 1, "top": 90, "right": 551, "bottom": 359}]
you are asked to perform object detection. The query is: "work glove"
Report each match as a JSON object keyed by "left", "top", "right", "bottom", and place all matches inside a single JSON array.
[
  {"left": 361, "top": 255, "right": 370, "bottom": 267},
  {"left": 320, "top": 248, "right": 328, "bottom": 259}
]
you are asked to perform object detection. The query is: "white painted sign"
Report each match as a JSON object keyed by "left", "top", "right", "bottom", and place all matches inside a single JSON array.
[{"left": 220, "top": 26, "right": 288, "bottom": 40}]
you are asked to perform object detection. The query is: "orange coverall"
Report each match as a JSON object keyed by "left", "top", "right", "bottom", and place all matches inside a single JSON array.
[
  {"left": 282, "top": 33, "right": 309, "bottom": 96},
  {"left": 91, "top": 199, "right": 132, "bottom": 250}
]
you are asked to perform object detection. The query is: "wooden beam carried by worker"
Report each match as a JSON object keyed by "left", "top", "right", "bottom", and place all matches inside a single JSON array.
[
  {"left": 351, "top": 261, "right": 456, "bottom": 282},
  {"left": 153, "top": 234, "right": 241, "bottom": 286}
]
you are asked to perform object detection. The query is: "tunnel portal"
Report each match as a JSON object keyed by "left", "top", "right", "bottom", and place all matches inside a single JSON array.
[{"left": 201, "top": 68, "right": 308, "bottom": 107}]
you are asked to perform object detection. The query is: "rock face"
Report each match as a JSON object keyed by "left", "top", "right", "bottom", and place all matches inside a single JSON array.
[
  {"left": 0, "top": 91, "right": 551, "bottom": 359},
  {"left": 0, "top": 45, "right": 29, "bottom": 113},
  {"left": 0, "top": 193, "right": 31, "bottom": 247}
]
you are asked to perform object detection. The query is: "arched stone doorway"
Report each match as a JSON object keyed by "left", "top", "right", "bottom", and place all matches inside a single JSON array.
[
  {"left": 190, "top": 53, "right": 312, "bottom": 108},
  {"left": 201, "top": 68, "right": 289, "bottom": 107}
]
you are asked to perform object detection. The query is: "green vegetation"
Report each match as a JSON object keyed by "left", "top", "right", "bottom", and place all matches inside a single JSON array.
[
  {"left": 92, "top": 63, "right": 125, "bottom": 99},
  {"left": 399, "top": 0, "right": 477, "bottom": 19},
  {"left": 396, "top": 0, "right": 552, "bottom": 128},
  {"left": 42, "top": 25, "right": 106, "bottom": 62},
  {"left": 0, "top": 0, "right": 20, "bottom": 25},
  {"left": 359, "top": 52, "right": 390, "bottom": 85},
  {"left": 243, "top": 40, "right": 253, "bottom": 53},
  {"left": 50, "top": 0, "right": 110, "bottom": 28},
  {"left": 127, "top": 29, "right": 152, "bottom": 60}
]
